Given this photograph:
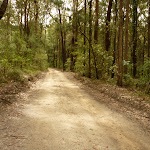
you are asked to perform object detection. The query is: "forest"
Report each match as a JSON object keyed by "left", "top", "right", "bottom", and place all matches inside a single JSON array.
[{"left": 0, "top": 0, "right": 150, "bottom": 94}]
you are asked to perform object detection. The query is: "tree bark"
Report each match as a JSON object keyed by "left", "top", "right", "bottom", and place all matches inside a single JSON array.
[
  {"left": 124, "top": 0, "right": 130, "bottom": 74},
  {"left": 83, "top": 0, "right": 87, "bottom": 75},
  {"left": 148, "top": 0, "right": 150, "bottom": 58},
  {"left": 111, "top": 0, "right": 118, "bottom": 78},
  {"left": 94, "top": 0, "right": 99, "bottom": 43},
  {"left": 105, "top": 0, "right": 113, "bottom": 51},
  {"left": 0, "top": 0, "right": 8, "bottom": 20},
  {"left": 70, "top": 0, "right": 76, "bottom": 71},
  {"left": 75, "top": 0, "right": 78, "bottom": 43},
  {"left": 132, "top": 0, "right": 137, "bottom": 77},
  {"left": 59, "top": 9, "right": 66, "bottom": 71},
  {"left": 117, "top": 0, "right": 123, "bottom": 86},
  {"left": 88, "top": 0, "right": 92, "bottom": 78}
]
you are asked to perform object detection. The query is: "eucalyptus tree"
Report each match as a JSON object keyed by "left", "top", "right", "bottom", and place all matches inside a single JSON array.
[
  {"left": 148, "top": 0, "right": 150, "bottom": 57},
  {"left": 132, "top": 0, "right": 138, "bottom": 77},
  {"left": 111, "top": 0, "right": 118, "bottom": 78},
  {"left": 88, "top": 0, "right": 92, "bottom": 78},
  {"left": 94, "top": 0, "right": 99, "bottom": 43},
  {"left": 124, "top": 0, "right": 130, "bottom": 74},
  {"left": 105, "top": 0, "right": 113, "bottom": 51},
  {"left": 117, "top": 0, "right": 123, "bottom": 86}
]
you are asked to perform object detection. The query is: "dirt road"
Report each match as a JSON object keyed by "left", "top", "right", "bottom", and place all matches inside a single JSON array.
[{"left": 0, "top": 69, "right": 150, "bottom": 150}]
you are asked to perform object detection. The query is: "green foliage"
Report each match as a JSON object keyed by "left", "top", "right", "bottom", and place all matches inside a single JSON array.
[
  {"left": 7, "top": 68, "right": 24, "bottom": 82},
  {"left": 123, "top": 74, "right": 134, "bottom": 86},
  {"left": 0, "top": 28, "right": 48, "bottom": 83},
  {"left": 65, "top": 58, "right": 71, "bottom": 71},
  {"left": 74, "top": 53, "right": 86, "bottom": 75},
  {"left": 96, "top": 46, "right": 113, "bottom": 78},
  {"left": 137, "top": 58, "right": 150, "bottom": 94}
]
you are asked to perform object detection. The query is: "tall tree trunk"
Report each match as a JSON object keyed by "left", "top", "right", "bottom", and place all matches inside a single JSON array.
[
  {"left": 117, "top": 0, "right": 123, "bottom": 86},
  {"left": 111, "top": 0, "right": 118, "bottom": 78},
  {"left": 75, "top": 0, "right": 78, "bottom": 42},
  {"left": 83, "top": 0, "right": 87, "bottom": 75},
  {"left": 58, "top": 39, "right": 61, "bottom": 68},
  {"left": 0, "top": 0, "right": 8, "bottom": 20},
  {"left": 88, "top": 0, "right": 92, "bottom": 78},
  {"left": 59, "top": 9, "right": 66, "bottom": 71},
  {"left": 105, "top": 0, "right": 113, "bottom": 51},
  {"left": 93, "top": 0, "right": 99, "bottom": 79},
  {"left": 63, "top": 12, "right": 66, "bottom": 68},
  {"left": 124, "top": 0, "right": 129, "bottom": 74},
  {"left": 56, "top": 39, "right": 59, "bottom": 68},
  {"left": 70, "top": 0, "right": 76, "bottom": 71},
  {"left": 64, "top": 30, "right": 66, "bottom": 65},
  {"left": 148, "top": 0, "right": 150, "bottom": 58},
  {"left": 132, "top": 0, "right": 137, "bottom": 77},
  {"left": 94, "top": 0, "right": 99, "bottom": 43}
]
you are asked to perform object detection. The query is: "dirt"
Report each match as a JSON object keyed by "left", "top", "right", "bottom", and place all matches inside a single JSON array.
[
  {"left": 0, "top": 68, "right": 150, "bottom": 150},
  {"left": 71, "top": 74, "right": 150, "bottom": 132}
]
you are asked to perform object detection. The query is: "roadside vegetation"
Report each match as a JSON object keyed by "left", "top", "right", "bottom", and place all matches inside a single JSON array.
[{"left": 0, "top": 0, "right": 150, "bottom": 96}]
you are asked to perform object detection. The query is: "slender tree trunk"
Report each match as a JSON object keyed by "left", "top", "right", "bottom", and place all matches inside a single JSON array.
[
  {"left": 148, "top": 0, "right": 150, "bottom": 58},
  {"left": 0, "top": 0, "right": 8, "bottom": 20},
  {"left": 124, "top": 0, "right": 129, "bottom": 74},
  {"left": 70, "top": 0, "right": 76, "bottom": 71},
  {"left": 132, "top": 0, "right": 137, "bottom": 77},
  {"left": 88, "top": 0, "right": 92, "bottom": 78},
  {"left": 56, "top": 39, "right": 59, "bottom": 68},
  {"left": 92, "top": 0, "right": 99, "bottom": 79},
  {"left": 105, "top": 0, "right": 113, "bottom": 51},
  {"left": 59, "top": 9, "right": 66, "bottom": 71},
  {"left": 64, "top": 30, "right": 66, "bottom": 65},
  {"left": 94, "top": 0, "right": 99, "bottom": 43},
  {"left": 63, "top": 12, "right": 66, "bottom": 68},
  {"left": 75, "top": 0, "right": 78, "bottom": 42},
  {"left": 83, "top": 0, "right": 86, "bottom": 75},
  {"left": 58, "top": 38, "right": 61, "bottom": 68},
  {"left": 117, "top": 0, "right": 123, "bottom": 86},
  {"left": 111, "top": 0, "right": 118, "bottom": 78}
]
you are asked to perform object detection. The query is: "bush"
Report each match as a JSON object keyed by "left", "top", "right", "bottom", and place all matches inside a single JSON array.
[
  {"left": 7, "top": 69, "right": 24, "bottom": 82},
  {"left": 137, "top": 58, "right": 150, "bottom": 94},
  {"left": 123, "top": 74, "right": 134, "bottom": 86}
]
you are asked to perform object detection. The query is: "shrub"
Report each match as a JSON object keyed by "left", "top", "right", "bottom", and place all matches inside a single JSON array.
[
  {"left": 137, "top": 58, "right": 150, "bottom": 94},
  {"left": 7, "top": 69, "right": 24, "bottom": 82}
]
